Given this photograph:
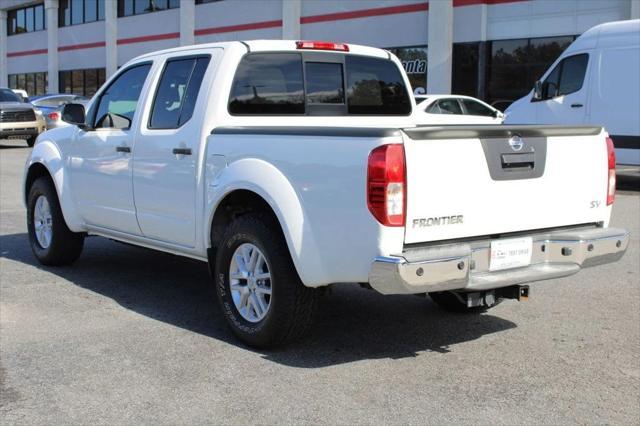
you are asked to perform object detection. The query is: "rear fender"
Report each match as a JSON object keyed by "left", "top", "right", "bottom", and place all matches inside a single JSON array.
[{"left": 206, "top": 158, "right": 325, "bottom": 286}]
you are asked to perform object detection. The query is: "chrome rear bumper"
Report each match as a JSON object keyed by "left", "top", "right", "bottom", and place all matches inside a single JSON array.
[{"left": 369, "top": 226, "right": 629, "bottom": 295}]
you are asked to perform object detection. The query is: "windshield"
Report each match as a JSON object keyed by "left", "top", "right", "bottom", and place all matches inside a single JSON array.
[{"left": 0, "top": 89, "right": 21, "bottom": 103}]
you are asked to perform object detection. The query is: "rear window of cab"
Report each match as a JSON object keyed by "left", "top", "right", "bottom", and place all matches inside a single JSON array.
[{"left": 228, "top": 52, "right": 412, "bottom": 116}]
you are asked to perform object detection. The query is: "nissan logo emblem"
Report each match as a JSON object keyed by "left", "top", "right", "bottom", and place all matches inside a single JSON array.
[{"left": 508, "top": 135, "right": 524, "bottom": 151}]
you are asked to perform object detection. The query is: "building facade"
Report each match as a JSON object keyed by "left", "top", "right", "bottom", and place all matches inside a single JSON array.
[{"left": 1, "top": 0, "right": 638, "bottom": 107}]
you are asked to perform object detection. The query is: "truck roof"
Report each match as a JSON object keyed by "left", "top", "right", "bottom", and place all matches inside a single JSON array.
[
  {"left": 129, "top": 39, "right": 390, "bottom": 64},
  {"left": 567, "top": 19, "right": 640, "bottom": 52}
]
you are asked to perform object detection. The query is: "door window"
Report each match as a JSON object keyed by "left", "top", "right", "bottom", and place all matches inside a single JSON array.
[
  {"left": 461, "top": 99, "right": 494, "bottom": 117},
  {"left": 430, "top": 99, "right": 463, "bottom": 115},
  {"left": 149, "top": 56, "right": 211, "bottom": 129},
  {"left": 557, "top": 54, "right": 588, "bottom": 96},
  {"left": 93, "top": 64, "right": 151, "bottom": 129},
  {"left": 540, "top": 53, "right": 588, "bottom": 100}
]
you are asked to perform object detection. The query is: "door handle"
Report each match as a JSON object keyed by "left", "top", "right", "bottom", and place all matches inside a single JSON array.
[
  {"left": 172, "top": 148, "right": 192, "bottom": 156},
  {"left": 571, "top": 103, "right": 583, "bottom": 108},
  {"left": 116, "top": 146, "right": 131, "bottom": 153}
]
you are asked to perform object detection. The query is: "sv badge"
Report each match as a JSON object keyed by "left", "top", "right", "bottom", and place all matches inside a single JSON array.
[{"left": 590, "top": 200, "right": 601, "bottom": 208}]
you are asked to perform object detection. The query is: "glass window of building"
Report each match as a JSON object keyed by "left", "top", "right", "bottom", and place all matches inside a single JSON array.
[
  {"left": 452, "top": 43, "right": 479, "bottom": 98},
  {"left": 117, "top": 0, "right": 180, "bottom": 17},
  {"left": 486, "top": 36, "right": 575, "bottom": 107},
  {"left": 59, "top": 68, "right": 107, "bottom": 97},
  {"left": 387, "top": 46, "right": 428, "bottom": 95},
  {"left": 8, "top": 73, "right": 49, "bottom": 97},
  {"left": 59, "top": 0, "right": 106, "bottom": 27},
  {"left": 7, "top": 3, "right": 46, "bottom": 36}
]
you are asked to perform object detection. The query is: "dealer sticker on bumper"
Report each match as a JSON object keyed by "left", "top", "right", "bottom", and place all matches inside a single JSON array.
[{"left": 489, "top": 237, "right": 533, "bottom": 271}]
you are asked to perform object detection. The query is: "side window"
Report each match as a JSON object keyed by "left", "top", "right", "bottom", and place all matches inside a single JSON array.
[
  {"left": 229, "top": 53, "right": 304, "bottom": 115},
  {"left": 93, "top": 64, "right": 151, "bottom": 129},
  {"left": 558, "top": 54, "right": 588, "bottom": 96},
  {"left": 149, "top": 56, "right": 211, "bottom": 129},
  {"left": 462, "top": 99, "right": 494, "bottom": 117},
  {"left": 345, "top": 55, "right": 411, "bottom": 115},
  {"left": 541, "top": 54, "right": 588, "bottom": 100},
  {"left": 436, "top": 99, "right": 463, "bottom": 115}
]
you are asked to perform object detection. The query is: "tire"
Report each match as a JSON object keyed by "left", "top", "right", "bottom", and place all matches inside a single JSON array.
[
  {"left": 214, "top": 214, "right": 318, "bottom": 348},
  {"left": 428, "top": 291, "right": 501, "bottom": 313},
  {"left": 26, "top": 136, "right": 37, "bottom": 147},
  {"left": 27, "top": 177, "right": 84, "bottom": 266}
]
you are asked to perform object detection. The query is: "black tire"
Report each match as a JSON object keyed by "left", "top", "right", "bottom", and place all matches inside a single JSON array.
[
  {"left": 214, "top": 214, "right": 318, "bottom": 348},
  {"left": 27, "top": 177, "right": 84, "bottom": 266},
  {"left": 429, "top": 291, "right": 501, "bottom": 313},
  {"left": 26, "top": 136, "right": 37, "bottom": 147}
]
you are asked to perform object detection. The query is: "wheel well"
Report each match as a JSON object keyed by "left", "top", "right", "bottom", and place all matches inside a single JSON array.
[
  {"left": 25, "top": 163, "right": 53, "bottom": 204},
  {"left": 210, "top": 190, "right": 284, "bottom": 254}
]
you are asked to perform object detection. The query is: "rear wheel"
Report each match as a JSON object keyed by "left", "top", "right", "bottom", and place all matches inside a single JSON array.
[
  {"left": 214, "top": 214, "right": 318, "bottom": 348},
  {"left": 27, "top": 177, "right": 84, "bottom": 265}
]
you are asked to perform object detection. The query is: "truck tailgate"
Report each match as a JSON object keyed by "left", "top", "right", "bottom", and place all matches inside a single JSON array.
[{"left": 402, "top": 125, "right": 610, "bottom": 245}]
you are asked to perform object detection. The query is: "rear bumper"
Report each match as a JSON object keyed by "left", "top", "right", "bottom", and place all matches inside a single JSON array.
[{"left": 369, "top": 226, "right": 629, "bottom": 295}]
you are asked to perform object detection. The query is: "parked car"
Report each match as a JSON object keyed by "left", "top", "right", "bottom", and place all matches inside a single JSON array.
[
  {"left": 24, "top": 40, "right": 629, "bottom": 348},
  {"left": 505, "top": 19, "right": 640, "bottom": 166},
  {"left": 0, "top": 88, "right": 46, "bottom": 147},
  {"left": 30, "top": 94, "right": 89, "bottom": 129},
  {"left": 413, "top": 94, "right": 504, "bottom": 124}
]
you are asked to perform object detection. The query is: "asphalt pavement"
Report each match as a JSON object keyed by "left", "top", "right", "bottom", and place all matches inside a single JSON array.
[{"left": 1, "top": 141, "right": 639, "bottom": 425}]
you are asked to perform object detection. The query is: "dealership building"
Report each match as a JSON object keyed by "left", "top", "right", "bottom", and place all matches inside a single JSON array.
[{"left": 1, "top": 0, "right": 638, "bottom": 107}]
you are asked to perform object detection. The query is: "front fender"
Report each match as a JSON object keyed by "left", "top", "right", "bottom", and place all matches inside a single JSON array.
[
  {"left": 206, "top": 158, "right": 326, "bottom": 287},
  {"left": 24, "top": 139, "right": 84, "bottom": 232}
]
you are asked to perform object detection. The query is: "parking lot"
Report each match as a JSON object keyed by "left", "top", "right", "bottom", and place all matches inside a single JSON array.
[{"left": 1, "top": 142, "right": 639, "bottom": 424}]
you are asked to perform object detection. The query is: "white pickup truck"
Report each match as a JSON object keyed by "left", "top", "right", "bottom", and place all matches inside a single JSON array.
[{"left": 24, "top": 40, "right": 629, "bottom": 348}]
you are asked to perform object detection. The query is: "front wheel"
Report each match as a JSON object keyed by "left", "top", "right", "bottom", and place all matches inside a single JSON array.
[
  {"left": 27, "top": 177, "right": 84, "bottom": 265},
  {"left": 26, "top": 136, "right": 37, "bottom": 147},
  {"left": 214, "top": 214, "right": 318, "bottom": 348}
]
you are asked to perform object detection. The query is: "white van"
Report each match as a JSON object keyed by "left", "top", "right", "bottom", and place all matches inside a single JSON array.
[{"left": 505, "top": 20, "right": 640, "bottom": 166}]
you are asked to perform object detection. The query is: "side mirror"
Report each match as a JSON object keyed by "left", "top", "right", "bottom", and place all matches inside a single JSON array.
[
  {"left": 533, "top": 81, "right": 542, "bottom": 100},
  {"left": 61, "top": 103, "right": 86, "bottom": 126}
]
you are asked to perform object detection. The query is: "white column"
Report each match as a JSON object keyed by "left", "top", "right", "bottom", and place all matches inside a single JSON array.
[
  {"left": 282, "top": 0, "right": 301, "bottom": 40},
  {"left": 105, "top": 0, "right": 117, "bottom": 77},
  {"left": 180, "top": 0, "right": 195, "bottom": 46},
  {"left": 427, "top": 0, "right": 453, "bottom": 94},
  {"left": 632, "top": 0, "right": 640, "bottom": 19},
  {"left": 45, "top": 0, "right": 58, "bottom": 94},
  {"left": 0, "top": 10, "right": 7, "bottom": 88}
]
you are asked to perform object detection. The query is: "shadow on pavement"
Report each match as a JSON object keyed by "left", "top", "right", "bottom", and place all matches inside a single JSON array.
[
  {"left": 0, "top": 232, "right": 517, "bottom": 367},
  {"left": 617, "top": 173, "right": 639, "bottom": 192}
]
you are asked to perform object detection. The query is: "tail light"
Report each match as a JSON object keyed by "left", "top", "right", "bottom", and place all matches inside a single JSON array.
[
  {"left": 48, "top": 111, "right": 60, "bottom": 121},
  {"left": 295, "top": 40, "right": 349, "bottom": 52},
  {"left": 367, "top": 144, "right": 406, "bottom": 226},
  {"left": 606, "top": 136, "right": 616, "bottom": 205}
]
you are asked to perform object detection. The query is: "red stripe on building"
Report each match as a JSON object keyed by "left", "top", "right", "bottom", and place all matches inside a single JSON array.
[
  {"left": 117, "top": 32, "right": 180, "bottom": 45},
  {"left": 454, "top": 0, "right": 527, "bottom": 6},
  {"left": 300, "top": 2, "right": 429, "bottom": 24},
  {"left": 7, "top": 48, "right": 48, "bottom": 58},
  {"left": 195, "top": 19, "right": 282, "bottom": 36},
  {"left": 58, "top": 41, "right": 106, "bottom": 52}
]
